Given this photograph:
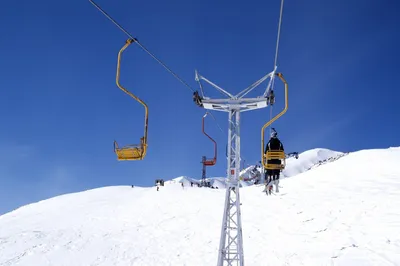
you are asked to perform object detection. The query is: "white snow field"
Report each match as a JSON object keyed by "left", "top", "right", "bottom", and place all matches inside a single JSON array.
[
  {"left": 1, "top": 147, "right": 400, "bottom": 265},
  {"left": 238, "top": 148, "right": 346, "bottom": 185}
]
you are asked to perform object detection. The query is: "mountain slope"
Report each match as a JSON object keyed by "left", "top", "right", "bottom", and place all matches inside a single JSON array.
[
  {"left": 1, "top": 147, "right": 400, "bottom": 265},
  {"left": 281, "top": 148, "right": 345, "bottom": 177},
  {"left": 239, "top": 148, "right": 346, "bottom": 183}
]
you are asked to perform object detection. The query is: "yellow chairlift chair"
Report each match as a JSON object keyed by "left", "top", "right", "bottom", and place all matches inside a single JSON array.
[{"left": 113, "top": 39, "right": 149, "bottom": 161}]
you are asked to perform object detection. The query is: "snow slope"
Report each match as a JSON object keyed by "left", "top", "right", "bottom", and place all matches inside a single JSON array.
[
  {"left": 281, "top": 148, "right": 346, "bottom": 178},
  {"left": 1, "top": 147, "right": 400, "bottom": 265},
  {"left": 173, "top": 148, "right": 346, "bottom": 187},
  {"left": 238, "top": 148, "right": 346, "bottom": 182}
]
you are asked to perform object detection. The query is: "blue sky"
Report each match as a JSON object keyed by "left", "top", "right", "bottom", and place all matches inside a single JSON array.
[{"left": 0, "top": 0, "right": 399, "bottom": 214}]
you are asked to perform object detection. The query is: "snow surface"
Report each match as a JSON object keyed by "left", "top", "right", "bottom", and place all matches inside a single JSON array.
[
  {"left": 238, "top": 148, "right": 346, "bottom": 183},
  {"left": 1, "top": 147, "right": 400, "bottom": 265},
  {"left": 281, "top": 148, "right": 346, "bottom": 178},
  {"left": 168, "top": 149, "right": 346, "bottom": 188}
]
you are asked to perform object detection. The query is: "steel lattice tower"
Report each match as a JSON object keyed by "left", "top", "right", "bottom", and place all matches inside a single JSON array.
[{"left": 194, "top": 70, "right": 280, "bottom": 266}]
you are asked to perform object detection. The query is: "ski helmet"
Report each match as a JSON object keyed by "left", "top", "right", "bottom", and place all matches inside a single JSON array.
[{"left": 270, "top": 128, "right": 277, "bottom": 138}]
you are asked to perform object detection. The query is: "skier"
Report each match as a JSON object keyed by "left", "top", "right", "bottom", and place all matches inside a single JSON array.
[
  {"left": 266, "top": 89, "right": 275, "bottom": 105},
  {"left": 264, "top": 128, "right": 284, "bottom": 193}
]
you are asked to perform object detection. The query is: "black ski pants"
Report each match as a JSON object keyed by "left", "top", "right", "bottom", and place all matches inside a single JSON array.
[{"left": 265, "top": 169, "right": 280, "bottom": 183}]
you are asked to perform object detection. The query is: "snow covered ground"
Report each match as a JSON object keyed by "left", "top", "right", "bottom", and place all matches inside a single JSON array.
[
  {"left": 238, "top": 148, "right": 346, "bottom": 184},
  {"left": 1, "top": 147, "right": 400, "bottom": 265}
]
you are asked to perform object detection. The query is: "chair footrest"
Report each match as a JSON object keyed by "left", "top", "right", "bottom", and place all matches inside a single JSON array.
[
  {"left": 265, "top": 164, "right": 284, "bottom": 170},
  {"left": 115, "top": 146, "right": 144, "bottom": 160}
]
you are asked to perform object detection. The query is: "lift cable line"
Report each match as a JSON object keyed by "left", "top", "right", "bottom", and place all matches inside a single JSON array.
[
  {"left": 207, "top": 111, "right": 225, "bottom": 135},
  {"left": 265, "top": 0, "right": 285, "bottom": 136},
  {"left": 88, "top": 0, "right": 195, "bottom": 93},
  {"left": 274, "top": 0, "right": 285, "bottom": 70}
]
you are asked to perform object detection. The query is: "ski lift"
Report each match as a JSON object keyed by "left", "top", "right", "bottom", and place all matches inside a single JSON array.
[
  {"left": 261, "top": 73, "right": 288, "bottom": 170},
  {"left": 264, "top": 151, "right": 286, "bottom": 170},
  {"left": 202, "top": 112, "right": 217, "bottom": 166},
  {"left": 113, "top": 39, "right": 149, "bottom": 161}
]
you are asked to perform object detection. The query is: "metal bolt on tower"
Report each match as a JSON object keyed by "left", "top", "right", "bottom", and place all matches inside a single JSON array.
[{"left": 194, "top": 69, "right": 282, "bottom": 266}]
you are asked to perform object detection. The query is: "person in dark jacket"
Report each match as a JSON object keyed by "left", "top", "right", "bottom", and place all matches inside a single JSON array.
[{"left": 264, "top": 128, "right": 284, "bottom": 193}]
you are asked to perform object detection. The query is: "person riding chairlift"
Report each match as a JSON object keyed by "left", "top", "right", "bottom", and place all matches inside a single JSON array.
[
  {"left": 264, "top": 128, "right": 284, "bottom": 193},
  {"left": 266, "top": 89, "right": 275, "bottom": 106}
]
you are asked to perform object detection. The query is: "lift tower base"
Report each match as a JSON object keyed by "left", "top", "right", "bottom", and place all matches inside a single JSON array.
[{"left": 218, "top": 109, "right": 244, "bottom": 266}]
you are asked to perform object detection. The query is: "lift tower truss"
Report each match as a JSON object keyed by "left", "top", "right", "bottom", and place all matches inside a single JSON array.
[{"left": 194, "top": 69, "right": 281, "bottom": 266}]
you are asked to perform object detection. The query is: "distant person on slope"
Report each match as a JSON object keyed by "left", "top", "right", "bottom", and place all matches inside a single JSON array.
[{"left": 264, "top": 128, "right": 284, "bottom": 193}]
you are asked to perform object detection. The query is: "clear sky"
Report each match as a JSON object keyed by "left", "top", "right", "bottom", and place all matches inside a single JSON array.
[{"left": 0, "top": 0, "right": 399, "bottom": 214}]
